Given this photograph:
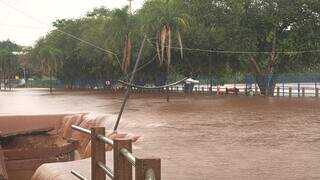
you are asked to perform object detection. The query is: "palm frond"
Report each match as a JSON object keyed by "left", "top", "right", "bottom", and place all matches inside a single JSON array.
[
  {"left": 160, "top": 25, "right": 167, "bottom": 65},
  {"left": 156, "top": 32, "right": 162, "bottom": 65},
  {"left": 177, "top": 31, "right": 183, "bottom": 60},
  {"left": 167, "top": 25, "right": 172, "bottom": 66}
]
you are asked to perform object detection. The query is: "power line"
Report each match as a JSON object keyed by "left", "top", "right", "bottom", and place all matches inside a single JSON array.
[
  {"left": 146, "top": 37, "right": 320, "bottom": 55},
  {"left": 0, "top": 24, "right": 46, "bottom": 29},
  {"left": 0, "top": 0, "right": 122, "bottom": 66}
]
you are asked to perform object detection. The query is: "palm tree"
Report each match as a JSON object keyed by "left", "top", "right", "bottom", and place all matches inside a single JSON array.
[
  {"left": 139, "top": 0, "right": 189, "bottom": 101},
  {"left": 38, "top": 45, "right": 62, "bottom": 93},
  {"left": 140, "top": 0, "right": 189, "bottom": 67}
]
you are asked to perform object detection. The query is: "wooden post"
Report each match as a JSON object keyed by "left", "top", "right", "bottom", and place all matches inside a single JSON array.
[
  {"left": 298, "top": 82, "right": 301, "bottom": 97},
  {"left": 0, "top": 145, "right": 8, "bottom": 180},
  {"left": 135, "top": 158, "right": 161, "bottom": 180},
  {"left": 176, "top": 86, "right": 178, "bottom": 92},
  {"left": 195, "top": 87, "right": 197, "bottom": 93},
  {"left": 255, "top": 84, "right": 258, "bottom": 95},
  {"left": 91, "top": 127, "right": 106, "bottom": 180},
  {"left": 277, "top": 87, "right": 280, "bottom": 97},
  {"left": 289, "top": 87, "right": 292, "bottom": 97},
  {"left": 201, "top": 87, "right": 204, "bottom": 94},
  {"left": 302, "top": 87, "right": 305, "bottom": 97},
  {"left": 166, "top": 86, "right": 170, "bottom": 102},
  {"left": 114, "top": 138, "right": 132, "bottom": 180},
  {"left": 245, "top": 86, "right": 248, "bottom": 96},
  {"left": 316, "top": 88, "right": 319, "bottom": 97}
]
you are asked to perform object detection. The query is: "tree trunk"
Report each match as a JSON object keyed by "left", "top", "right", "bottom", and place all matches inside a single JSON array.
[
  {"left": 255, "top": 74, "right": 276, "bottom": 96},
  {"left": 49, "top": 71, "right": 53, "bottom": 93}
]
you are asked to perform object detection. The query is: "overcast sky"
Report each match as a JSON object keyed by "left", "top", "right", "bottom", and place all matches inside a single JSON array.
[{"left": 0, "top": 0, "right": 144, "bottom": 46}]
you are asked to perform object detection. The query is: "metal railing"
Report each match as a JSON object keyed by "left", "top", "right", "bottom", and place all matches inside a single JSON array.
[{"left": 70, "top": 125, "right": 161, "bottom": 180}]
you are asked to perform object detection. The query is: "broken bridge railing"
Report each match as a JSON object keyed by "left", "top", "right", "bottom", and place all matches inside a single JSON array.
[{"left": 70, "top": 125, "right": 161, "bottom": 180}]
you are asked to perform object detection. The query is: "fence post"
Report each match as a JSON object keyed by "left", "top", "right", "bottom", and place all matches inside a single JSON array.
[
  {"left": 91, "top": 127, "right": 106, "bottom": 180},
  {"left": 316, "top": 88, "right": 319, "bottom": 97},
  {"left": 114, "top": 138, "right": 132, "bottom": 180},
  {"left": 201, "top": 87, "right": 204, "bottom": 94},
  {"left": 298, "top": 82, "right": 301, "bottom": 97},
  {"left": 195, "top": 87, "right": 197, "bottom": 93},
  {"left": 135, "top": 158, "right": 161, "bottom": 180},
  {"left": 302, "top": 87, "right": 305, "bottom": 97},
  {"left": 289, "top": 87, "right": 292, "bottom": 97},
  {"left": 255, "top": 84, "right": 258, "bottom": 95},
  {"left": 277, "top": 87, "right": 280, "bottom": 97},
  {"left": 245, "top": 85, "right": 248, "bottom": 96}
]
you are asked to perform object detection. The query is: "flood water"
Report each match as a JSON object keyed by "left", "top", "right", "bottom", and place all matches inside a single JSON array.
[{"left": 1, "top": 88, "right": 320, "bottom": 180}]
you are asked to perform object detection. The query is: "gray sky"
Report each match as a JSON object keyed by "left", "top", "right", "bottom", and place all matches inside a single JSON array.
[{"left": 0, "top": 0, "right": 144, "bottom": 46}]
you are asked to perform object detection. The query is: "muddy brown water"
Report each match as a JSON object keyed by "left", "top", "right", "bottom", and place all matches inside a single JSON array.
[{"left": 1, "top": 88, "right": 320, "bottom": 180}]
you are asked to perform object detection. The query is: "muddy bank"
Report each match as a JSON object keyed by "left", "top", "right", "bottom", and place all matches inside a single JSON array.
[{"left": 1, "top": 89, "right": 320, "bottom": 179}]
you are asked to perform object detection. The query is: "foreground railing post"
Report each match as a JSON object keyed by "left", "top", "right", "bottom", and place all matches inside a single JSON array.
[
  {"left": 135, "top": 158, "right": 161, "bottom": 180},
  {"left": 114, "top": 139, "right": 132, "bottom": 180},
  {"left": 91, "top": 127, "right": 106, "bottom": 180}
]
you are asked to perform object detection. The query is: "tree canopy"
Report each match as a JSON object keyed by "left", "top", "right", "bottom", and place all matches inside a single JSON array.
[{"left": 12, "top": 0, "right": 320, "bottom": 89}]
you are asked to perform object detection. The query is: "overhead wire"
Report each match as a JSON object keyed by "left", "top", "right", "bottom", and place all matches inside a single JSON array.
[
  {"left": 146, "top": 36, "right": 320, "bottom": 55},
  {"left": 0, "top": 0, "right": 122, "bottom": 67}
]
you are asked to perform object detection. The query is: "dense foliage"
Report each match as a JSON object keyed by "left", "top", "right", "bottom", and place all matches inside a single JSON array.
[
  {"left": 4, "top": 0, "right": 320, "bottom": 91},
  {"left": 0, "top": 40, "right": 22, "bottom": 90}
]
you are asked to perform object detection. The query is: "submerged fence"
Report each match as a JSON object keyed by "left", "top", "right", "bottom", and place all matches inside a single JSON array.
[
  {"left": 126, "top": 73, "right": 320, "bottom": 97},
  {"left": 9, "top": 73, "right": 320, "bottom": 97},
  {"left": 71, "top": 125, "right": 161, "bottom": 180}
]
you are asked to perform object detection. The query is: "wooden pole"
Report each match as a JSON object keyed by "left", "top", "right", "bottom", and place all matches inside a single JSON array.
[
  {"left": 114, "top": 139, "right": 132, "bottom": 180},
  {"left": 255, "top": 83, "right": 258, "bottom": 95},
  {"left": 277, "top": 87, "right": 280, "bottom": 97},
  {"left": 0, "top": 145, "right": 8, "bottom": 180},
  {"left": 302, "top": 87, "right": 305, "bottom": 97},
  {"left": 135, "top": 158, "right": 161, "bottom": 180},
  {"left": 91, "top": 127, "right": 106, "bottom": 180},
  {"left": 289, "top": 87, "right": 292, "bottom": 97},
  {"left": 282, "top": 82, "right": 284, "bottom": 97},
  {"left": 114, "top": 36, "right": 146, "bottom": 131},
  {"left": 298, "top": 82, "right": 300, "bottom": 97},
  {"left": 316, "top": 88, "right": 319, "bottom": 97}
]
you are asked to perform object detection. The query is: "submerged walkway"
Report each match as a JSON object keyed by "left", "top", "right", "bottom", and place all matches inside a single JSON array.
[{"left": 1, "top": 89, "right": 320, "bottom": 179}]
